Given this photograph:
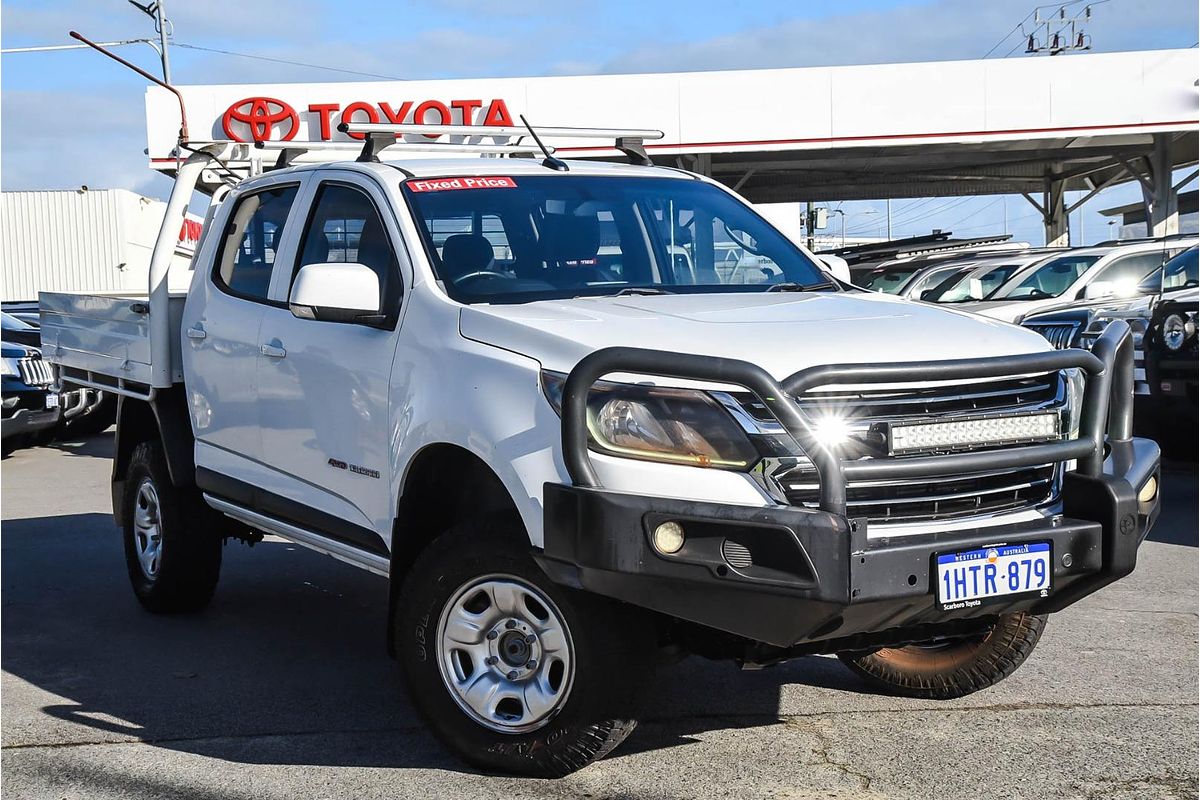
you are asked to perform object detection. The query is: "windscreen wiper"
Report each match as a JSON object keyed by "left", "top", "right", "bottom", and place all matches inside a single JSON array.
[
  {"left": 765, "top": 281, "right": 835, "bottom": 292},
  {"left": 611, "top": 287, "right": 674, "bottom": 296}
]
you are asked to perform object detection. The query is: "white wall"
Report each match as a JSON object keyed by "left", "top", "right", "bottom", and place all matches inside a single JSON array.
[{"left": 1, "top": 189, "right": 201, "bottom": 302}]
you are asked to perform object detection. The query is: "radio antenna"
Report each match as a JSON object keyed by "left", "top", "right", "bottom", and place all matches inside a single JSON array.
[
  {"left": 519, "top": 114, "right": 569, "bottom": 172},
  {"left": 68, "top": 30, "right": 189, "bottom": 143}
]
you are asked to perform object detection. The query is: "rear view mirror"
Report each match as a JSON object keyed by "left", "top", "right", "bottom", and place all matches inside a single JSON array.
[{"left": 289, "top": 262, "right": 383, "bottom": 325}]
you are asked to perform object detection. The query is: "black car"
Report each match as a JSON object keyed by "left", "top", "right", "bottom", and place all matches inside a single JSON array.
[
  {"left": 2, "top": 312, "right": 116, "bottom": 439},
  {"left": 2, "top": 340, "right": 62, "bottom": 451},
  {"left": 1145, "top": 288, "right": 1198, "bottom": 444}
]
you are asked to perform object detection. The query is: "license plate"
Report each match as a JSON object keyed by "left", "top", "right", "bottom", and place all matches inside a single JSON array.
[
  {"left": 44, "top": 393, "right": 59, "bottom": 409},
  {"left": 935, "top": 542, "right": 1051, "bottom": 611}
]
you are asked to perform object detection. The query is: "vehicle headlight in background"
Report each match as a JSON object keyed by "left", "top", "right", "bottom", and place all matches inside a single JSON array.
[
  {"left": 0, "top": 358, "right": 20, "bottom": 377},
  {"left": 1162, "top": 313, "right": 1194, "bottom": 351},
  {"left": 541, "top": 371, "right": 759, "bottom": 469}
]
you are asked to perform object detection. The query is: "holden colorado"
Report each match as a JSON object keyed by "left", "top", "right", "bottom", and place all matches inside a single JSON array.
[{"left": 40, "top": 124, "right": 1161, "bottom": 777}]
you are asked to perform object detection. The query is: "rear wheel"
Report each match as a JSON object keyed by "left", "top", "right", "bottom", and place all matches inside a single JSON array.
[
  {"left": 122, "top": 440, "right": 222, "bottom": 613},
  {"left": 397, "top": 519, "right": 654, "bottom": 777},
  {"left": 837, "top": 612, "right": 1046, "bottom": 699}
]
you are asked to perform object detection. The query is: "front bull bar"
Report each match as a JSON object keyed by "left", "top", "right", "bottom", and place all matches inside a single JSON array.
[{"left": 561, "top": 320, "right": 1135, "bottom": 517}]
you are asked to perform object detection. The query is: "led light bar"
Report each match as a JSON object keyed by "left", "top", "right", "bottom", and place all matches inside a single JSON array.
[{"left": 889, "top": 412, "right": 1060, "bottom": 455}]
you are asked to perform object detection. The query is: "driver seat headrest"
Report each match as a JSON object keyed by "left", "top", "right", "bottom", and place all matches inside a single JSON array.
[
  {"left": 441, "top": 234, "right": 495, "bottom": 280},
  {"left": 540, "top": 214, "right": 600, "bottom": 264}
]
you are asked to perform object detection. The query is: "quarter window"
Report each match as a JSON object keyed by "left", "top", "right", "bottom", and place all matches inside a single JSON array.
[{"left": 214, "top": 184, "right": 299, "bottom": 302}]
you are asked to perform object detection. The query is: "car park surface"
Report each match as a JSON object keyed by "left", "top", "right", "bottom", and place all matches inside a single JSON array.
[{"left": 2, "top": 435, "right": 1196, "bottom": 799}]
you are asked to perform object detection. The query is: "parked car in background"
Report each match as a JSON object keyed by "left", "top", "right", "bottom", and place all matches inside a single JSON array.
[
  {"left": 855, "top": 248, "right": 1034, "bottom": 296},
  {"left": 2, "top": 311, "right": 116, "bottom": 439},
  {"left": 1, "top": 311, "right": 41, "bottom": 348},
  {"left": 1021, "top": 246, "right": 1198, "bottom": 410},
  {"left": 960, "top": 240, "right": 1196, "bottom": 324},
  {"left": 2, "top": 341, "right": 60, "bottom": 453},
  {"left": 920, "top": 251, "right": 1063, "bottom": 304},
  {"left": 1145, "top": 286, "right": 1198, "bottom": 445}
]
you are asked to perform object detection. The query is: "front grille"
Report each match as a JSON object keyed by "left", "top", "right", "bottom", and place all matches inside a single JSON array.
[
  {"left": 736, "top": 372, "right": 1067, "bottom": 524},
  {"left": 779, "top": 464, "right": 1058, "bottom": 523},
  {"left": 733, "top": 373, "right": 1060, "bottom": 424},
  {"left": 1026, "top": 322, "right": 1080, "bottom": 350},
  {"left": 17, "top": 357, "right": 53, "bottom": 387}
]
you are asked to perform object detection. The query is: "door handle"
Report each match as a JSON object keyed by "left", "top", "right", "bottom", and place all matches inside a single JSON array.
[
  {"left": 186, "top": 324, "right": 207, "bottom": 340},
  {"left": 260, "top": 342, "right": 287, "bottom": 359}
]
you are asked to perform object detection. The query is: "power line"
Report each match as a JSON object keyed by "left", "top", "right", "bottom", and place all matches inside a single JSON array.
[{"left": 173, "top": 42, "right": 405, "bottom": 81}]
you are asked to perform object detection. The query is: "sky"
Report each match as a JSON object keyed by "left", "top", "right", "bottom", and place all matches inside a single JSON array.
[{"left": 2, "top": 0, "right": 1197, "bottom": 247}]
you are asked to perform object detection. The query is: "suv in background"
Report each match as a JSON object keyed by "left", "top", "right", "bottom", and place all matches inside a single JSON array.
[
  {"left": 2, "top": 340, "right": 60, "bottom": 452},
  {"left": 959, "top": 240, "right": 1195, "bottom": 324}
]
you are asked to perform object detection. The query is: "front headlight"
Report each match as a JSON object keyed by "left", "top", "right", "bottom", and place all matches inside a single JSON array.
[
  {"left": 1162, "top": 313, "right": 1193, "bottom": 351},
  {"left": 0, "top": 358, "right": 20, "bottom": 377},
  {"left": 541, "top": 371, "right": 760, "bottom": 470}
]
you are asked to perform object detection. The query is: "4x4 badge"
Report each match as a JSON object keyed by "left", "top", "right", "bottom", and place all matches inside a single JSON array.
[{"left": 327, "top": 457, "right": 380, "bottom": 479}]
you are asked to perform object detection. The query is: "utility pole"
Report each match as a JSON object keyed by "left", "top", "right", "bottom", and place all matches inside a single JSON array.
[
  {"left": 805, "top": 201, "right": 815, "bottom": 251},
  {"left": 1025, "top": 5, "right": 1096, "bottom": 56},
  {"left": 886, "top": 199, "right": 892, "bottom": 240},
  {"left": 129, "top": 0, "right": 172, "bottom": 82}
]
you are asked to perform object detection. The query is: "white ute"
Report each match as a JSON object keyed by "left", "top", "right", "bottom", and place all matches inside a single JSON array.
[{"left": 41, "top": 123, "right": 1162, "bottom": 776}]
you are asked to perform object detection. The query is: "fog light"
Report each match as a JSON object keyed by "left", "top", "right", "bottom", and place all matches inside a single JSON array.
[
  {"left": 652, "top": 521, "right": 685, "bottom": 554},
  {"left": 1137, "top": 476, "right": 1158, "bottom": 505}
]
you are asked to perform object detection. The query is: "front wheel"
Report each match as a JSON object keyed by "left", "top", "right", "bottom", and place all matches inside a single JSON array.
[
  {"left": 837, "top": 612, "right": 1047, "bottom": 699},
  {"left": 397, "top": 519, "right": 655, "bottom": 777}
]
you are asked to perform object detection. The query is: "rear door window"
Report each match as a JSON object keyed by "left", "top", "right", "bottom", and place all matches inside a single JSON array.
[{"left": 213, "top": 185, "right": 300, "bottom": 303}]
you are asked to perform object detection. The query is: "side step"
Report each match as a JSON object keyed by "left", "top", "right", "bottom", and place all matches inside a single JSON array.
[{"left": 203, "top": 494, "right": 390, "bottom": 577}]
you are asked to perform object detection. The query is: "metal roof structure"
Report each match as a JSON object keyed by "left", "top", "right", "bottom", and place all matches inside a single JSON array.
[{"left": 146, "top": 48, "right": 1198, "bottom": 246}]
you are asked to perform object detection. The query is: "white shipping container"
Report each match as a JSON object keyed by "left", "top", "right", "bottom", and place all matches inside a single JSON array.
[{"left": 0, "top": 189, "right": 203, "bottom": 302}]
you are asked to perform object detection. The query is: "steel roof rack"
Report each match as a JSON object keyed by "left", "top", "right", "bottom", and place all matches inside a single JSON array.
[{"left": 338, "top": 121, "right": 664, "bottom": 166}]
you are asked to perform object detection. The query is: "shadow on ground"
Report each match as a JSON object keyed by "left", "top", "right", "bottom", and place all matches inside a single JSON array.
[{"left": 0, "top": 509, "right": 847, "bottom": 773}]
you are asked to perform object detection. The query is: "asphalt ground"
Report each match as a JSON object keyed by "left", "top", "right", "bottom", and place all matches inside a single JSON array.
[{"left": 2, "top": 432, "right": 1196, "bottom": 800}]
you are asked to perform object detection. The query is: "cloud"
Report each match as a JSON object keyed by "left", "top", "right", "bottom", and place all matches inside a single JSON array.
[{"left": 0, "top": 88, "right": 171, "bottom": 198}]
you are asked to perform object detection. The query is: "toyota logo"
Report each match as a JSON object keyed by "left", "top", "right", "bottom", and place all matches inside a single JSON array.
[{"left": 222, "top": 97, "right": 299, "bottom": 142}]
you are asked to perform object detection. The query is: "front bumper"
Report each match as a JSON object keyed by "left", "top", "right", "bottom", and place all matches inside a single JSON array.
[
  {"left": 541, "top": 321, "right": 1157, "bottom": 650},
  {"left": 1, "top": 404, "right": 61, "bottom": 439},
  {"left": 537, "top": 437, "right": 1160, "bottom": 648}
]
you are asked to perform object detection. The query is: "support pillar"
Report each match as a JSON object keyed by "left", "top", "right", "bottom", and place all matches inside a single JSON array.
[
  {"left": 1142, "top": 133, "right": 1179, "bottom": 237},
  {"left": 1043, "top": 168, "right": 1069, "bottom": 247}
]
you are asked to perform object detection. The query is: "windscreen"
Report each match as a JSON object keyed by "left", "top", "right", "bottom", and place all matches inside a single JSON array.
[
  {"left": 993, "top": 253, "right": 1101, "bottom": 300},
  {"left": 402, "top": 175, "right": 828, "bottom": 304},
  {"left": 928, "top": 263, "right": 1023, "bottom": 303},
  {"left": 1137, "top": 246, "right": 1198, "bottom": 293},
  {"left": 860, "top": 265, "right": 924, "bottom": 293}
]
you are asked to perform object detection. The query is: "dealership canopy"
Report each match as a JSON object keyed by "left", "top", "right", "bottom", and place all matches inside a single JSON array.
[{"left": 146, "top": 48, "right": 1198, "bottom": 246}]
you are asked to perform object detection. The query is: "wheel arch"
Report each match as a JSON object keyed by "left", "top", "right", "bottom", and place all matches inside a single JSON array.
[
  {"left": 386, "top": 442, "right": 525, "bottom": 656},
  {"left": 112, "top": 386, "right": 195, "bottom": 526}
]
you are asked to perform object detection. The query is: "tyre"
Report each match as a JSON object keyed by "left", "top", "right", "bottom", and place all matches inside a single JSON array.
[
  {"left": 396, "top": 518, "right": 655, "bottom": 777},
  {"left": 122, "top": 440, "right": 222, "bottom": 613},
  {"left": 837, "top": 612, "right": 1046, "bottom": 699}
]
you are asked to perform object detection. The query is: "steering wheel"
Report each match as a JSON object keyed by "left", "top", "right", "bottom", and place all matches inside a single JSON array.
[{"left": 452, "top": 270, "right": 512, "bottom": 285}]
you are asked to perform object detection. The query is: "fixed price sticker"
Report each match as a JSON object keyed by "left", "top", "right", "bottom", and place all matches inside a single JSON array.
[{"left": 407, "top": 177, "right": 517, "bottom": 192}]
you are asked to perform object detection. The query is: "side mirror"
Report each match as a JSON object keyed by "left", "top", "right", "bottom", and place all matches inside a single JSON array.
[
  {"left": 1083, "top": 281, "right": 1114, "bottom": 301},
  {"left": 289, "top": 262, "right": 383, "bottom": 325},
  {"left": 818, "top": 255, "right": 852, "bottom": 284},
  {"left": 919, "top": 289, "right": 939, "bottom": 302}
]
